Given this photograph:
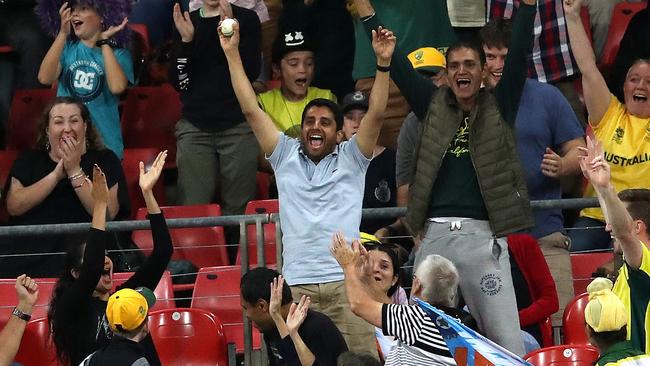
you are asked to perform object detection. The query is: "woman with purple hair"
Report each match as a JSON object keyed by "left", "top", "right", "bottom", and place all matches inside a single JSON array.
[{"left": 36, "top": 0, "right": 134, "bottom": 159}]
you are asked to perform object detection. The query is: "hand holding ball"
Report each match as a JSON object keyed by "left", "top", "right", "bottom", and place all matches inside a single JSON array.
[{"left": 220, "top": 18, "right": 236, "bottom": 37}]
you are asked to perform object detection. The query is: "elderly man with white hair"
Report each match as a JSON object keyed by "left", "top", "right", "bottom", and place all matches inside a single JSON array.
[{"left": 331, "top": 233, "right": 474, "bottom": 365}]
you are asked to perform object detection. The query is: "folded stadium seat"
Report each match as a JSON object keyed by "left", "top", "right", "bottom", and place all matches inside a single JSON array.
[
  {"left": 111, "top": 270, "right": 175, "bottom": 310},
  {"left": 120, "top": 85, "right": 181, "bottom": 169},
  {"left": 6, "top": 88, "right": 56, "bottom": 150},
  {"left": 0, "top": 277, "right": 56, "bottom": 329},
  {"left": 121, "top": 148, "right": 166, "bottom": 216},
  {"left": 265, "top": 79, "right": 281, "bottom": 90},
  {"left": 14, "top": 317, "right": 59, "bottom": 366},
  {"left": 132, "top": 204, "right": 229, "bottom": 292},
  {"left": 562, "top": 292, "right": 591, "bottom": 345},
  {"left": 570, "top": 251, "right": 613, "bottom": 294},
  {"left": 599, "top": 2, "right": 646, "bottom": 74},
  {"left": 127, "top": 23, "right": 152, "bottom": 85},
  {"left": 580, "top": 6, "right": 593, "bottom": 46},
  {"left": 148, "top": 308, "right": 229, "bottom": 366},
  {"left": 256, "top": 171, "right": 271, "bottom": 200},
  {"left": 540, "top": 316, "right": 554, "bottom": 348},
  {"left": 190, "top": 266, "right": 263, "bottom": 353},
  {"left": 0, "top": 149, "right": 19, "bottom": 223},
  {"left": 525, "top": 345, "right": 599, "bottom": 366},
  {"left": 128, "top": 23, "right": 151, "bottom": 60},
  {"left": 0, "top": 45, "right": 13, "bottom": 53},
  {"left": 237, "top": 199, "right": 279, "bottom": 265}
]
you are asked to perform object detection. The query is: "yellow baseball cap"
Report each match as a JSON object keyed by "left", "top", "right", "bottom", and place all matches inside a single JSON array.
[
  {"left": 106, "top": 287, "right": 156, "bottom": 332},
  {"left": 584, "top": 278, "right": 627, "bottom": 332},
  {"left": 360, "top": 232, "right": 381, "bottom": 246},
  {"left": 408, "top": 47, "right": 446, "bottom": 74}
]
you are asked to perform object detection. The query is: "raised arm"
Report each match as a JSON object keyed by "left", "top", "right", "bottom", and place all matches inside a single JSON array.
[
  {"left": 354, "top": 27, "right": 392, "bottom": 158},
  {"left": 269, "top": 276, "right": 316, "bottom": 366},
  {"left": 58, "top": 166, "right": 110, "bottom": 312},
  {"left": 38, "top": 2, "right": 69, "bottom": 85},
  {"left": 563, "top": 0, "right": 611, "bottom": 125},
  {"left": 330, "top": 233, "right": 383, "bottom": 327},
  {"left": 123, "top": 151, "right": 173, "bottom": 290},
  {"left": 0, "top": 275, "right": 39, "bottom": 366},
  {"left": 355, "top": 0, "right": 435, "bottom": 119},
  {"left": 580, "top": 137, "right": 642, "bottom": 269},
  {"left": 99, "top": 17, "right": 130, "bottom": 94},
  {"left": 169, "top": 3, "right": 194, "bottom": 92},
  {"left": 220, "top": 20, "right": 279, "bottom": 155},
  {"left": 494, "top": 0, "right": 536, "bottom": 126}
]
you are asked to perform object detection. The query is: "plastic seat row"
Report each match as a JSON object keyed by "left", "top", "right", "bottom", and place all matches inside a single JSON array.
[{"left": 14, "top": 308, "right": 229, "bottom": 366}]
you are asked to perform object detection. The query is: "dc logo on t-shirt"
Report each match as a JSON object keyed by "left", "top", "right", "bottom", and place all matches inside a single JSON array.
[{"left": 65, "top": 60, "right": 104, "bottom": 102}]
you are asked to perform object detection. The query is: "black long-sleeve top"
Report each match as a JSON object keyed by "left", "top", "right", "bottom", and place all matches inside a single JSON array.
[
  {"left": 54, "top": 213, "right": 173, "bottom": 366},
  {"left": 169, "top": 5, "right": 261, "bottom": 132}
]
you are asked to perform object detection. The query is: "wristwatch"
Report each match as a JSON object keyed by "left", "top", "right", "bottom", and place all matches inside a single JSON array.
[
  {"left": 12, "top": 307, "right": 31, "bottom": 321},
  {"left": 95, "top": 38, "right": 116, "bottom": 48}
]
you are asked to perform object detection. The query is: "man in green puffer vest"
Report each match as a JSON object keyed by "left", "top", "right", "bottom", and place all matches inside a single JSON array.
[{"left": 353, "top": 0, "right": 537, "bottom": 356}]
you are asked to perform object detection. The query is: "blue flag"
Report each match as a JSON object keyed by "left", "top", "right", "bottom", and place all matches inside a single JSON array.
[{"left": 415, "top": 298, "right": 532, "bottom": 366}]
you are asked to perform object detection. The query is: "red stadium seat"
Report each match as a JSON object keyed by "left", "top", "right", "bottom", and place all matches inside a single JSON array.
[
  {"left": 120, "top": 86, "right": 181, "bottom": 168},
  {"left": 237, "top": 199, "right": 279, "bottom": 265},
  {"left": 525, "top": 345, "right": 599, "bottom": 366},
  {"left": 540, "top": 316, "right": 554, "bottom": 348},
  {"left": 128, "top": 23, "right": 151, "bottom": 58},
  {"left": 599, "top": 2, "right": 645, "bottom": 72},
  {"left": 132, "top": 204, "right": 229, "bottom": 269},
  {"left": 121, "top": 148, "right": 166, "bottom": 216},
  {"left": 256, "top": 172, "right": 271, "bottom": 200},
  {"left": 0, "top": 278, "right": 56, "bottom": 328},
  {"left": 0, "top": 150, "right": 19, "bottom": 223},
  {"left": 111, "top": 270, "right": 175, "bottom": 310},
  {"left": 6, "top": 89, "right": 56, "bottom": 150},
  {"left": 562, "top": 292, "right": 591, "bottom": 345},
  {"left": 190, "top": 266, "right": 262, "bottom": 353},
  {"left": 0, "top": 45, "right": 13, "bottom": 53},
  {"left": 14, "top": 317, "right": 59, "bottom": 366},
  {"left": 148, "top": 308, "right": 229, "bottom": 366},
  {"left": 570, "top": 251, "right": 613, "bottom": 294}
]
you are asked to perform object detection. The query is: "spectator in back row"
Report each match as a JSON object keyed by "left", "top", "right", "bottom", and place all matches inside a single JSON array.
[
  {"left": 258, "top": 30, "right": 336, "bottom": 139},
  {"left": 221, "top": 20, "right": 390, "bottom": 356},
  {"left": 37, "top": 0, "right": 134, "bottom": 158},
  {"left": 339, "top": 91, "right": 396, "bottom": 235},
  {"left": 171, "top": 0, "right": 260, "bottom": 260},
  {"left": 353, "top": 0, "right": 537, "bottom": 355},
  {"left": 240, "top": 268, "right": 348, "bottom": 365},
  {"left": 564, "top": 0, "right": 650, "bottom": 252},
  {"left": 351, "top": 0, "right": 456, "bottom": 149},
  {"left": 479, "top": 17, "right": 585, "bottom": 324},
  {"left": 1, "top": 97, "right": 126, "bottom": 278}
]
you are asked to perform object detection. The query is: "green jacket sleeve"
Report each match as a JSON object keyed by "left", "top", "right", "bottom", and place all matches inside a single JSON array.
[
  {"left": 361, "top": 15, "right": 436, "bottom": 120},
  {"left": 494, "top": 3, "right": 536, "bottom": 126}
]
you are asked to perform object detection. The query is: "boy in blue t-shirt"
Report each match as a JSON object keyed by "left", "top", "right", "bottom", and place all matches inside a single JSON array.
[{"left": 38, "top": 0, "right": 134, "bottom": 158}]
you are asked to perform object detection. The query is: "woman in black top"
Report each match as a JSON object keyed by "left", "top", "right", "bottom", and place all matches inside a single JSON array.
[
  {"left": 48, "top": 151, "right": 172, "bottom": 366},
  {"left": 2, "top": 97, "right": 129, "bottom": 278}
]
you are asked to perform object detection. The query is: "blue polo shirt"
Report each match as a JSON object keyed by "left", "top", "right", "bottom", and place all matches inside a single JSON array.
[{"left": 268, "top": 133, "right": 371, "bottom": 285}]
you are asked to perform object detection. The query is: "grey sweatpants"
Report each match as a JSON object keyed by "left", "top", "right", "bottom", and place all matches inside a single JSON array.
[{"left": 414, "top": 219, "right": 525, "bottom": 356}]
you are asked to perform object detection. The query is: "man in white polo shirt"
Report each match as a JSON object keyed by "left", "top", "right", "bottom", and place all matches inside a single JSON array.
[{"left": 220, "top": 22, "right": 392, "bottom": 356}]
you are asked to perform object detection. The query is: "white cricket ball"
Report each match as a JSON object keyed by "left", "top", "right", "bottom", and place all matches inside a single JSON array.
[{"left": 221, "top": 18, "right": 236, "bottom": 37}]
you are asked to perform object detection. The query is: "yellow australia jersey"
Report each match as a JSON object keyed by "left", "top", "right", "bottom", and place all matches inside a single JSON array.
[
  {"left": 581, "top": 95, "right": 650, "bottom": 221},
  {"left": 257, "top": 87, "right": 337, "bottom": 138},
  {"left": 613, "top": 243, "right": 650, "bottom": 353}
]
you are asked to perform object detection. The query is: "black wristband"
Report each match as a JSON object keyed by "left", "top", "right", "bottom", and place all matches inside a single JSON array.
[
  {"left": 376, "top": 64, "right": 390, "bottom": 72},
  {"left": 12, "top": 307, "right": 31, "bottom": 321},
  {"left": 95, "top": 38, "right": 115, "bottom": 48}
]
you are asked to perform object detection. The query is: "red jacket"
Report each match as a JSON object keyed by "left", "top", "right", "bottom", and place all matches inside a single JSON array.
[{"left": 507, "top": 233, "right": 559, "bottom": 327}]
